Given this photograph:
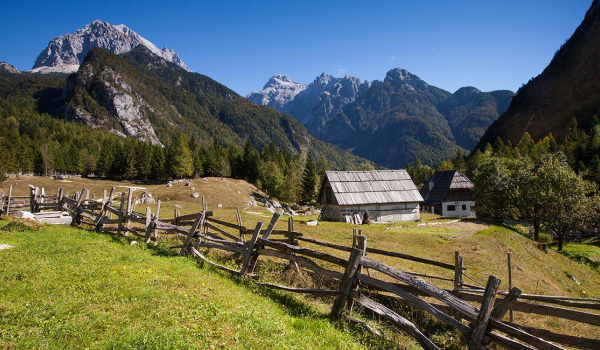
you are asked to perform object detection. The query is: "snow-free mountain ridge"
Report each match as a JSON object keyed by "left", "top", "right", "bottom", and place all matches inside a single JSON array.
[
  {"left": 32, "top": 19, "right": 189, "bottom": 74},
  {"left": 246, "top": 74, "right": 307, "bottom": 110},
  {"left": 248, "top": 68, "right": 514, "bottom": 167}
]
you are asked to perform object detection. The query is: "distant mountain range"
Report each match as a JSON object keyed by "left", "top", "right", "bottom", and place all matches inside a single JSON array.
[
  {"left": 248, "top": 69, "right": 514, "bottom": 167},
  {"left": 31, "top": 20, "right": 189, "bottom": 74},
  {"left": 1, "top": 18, "right": 519, "bottom": 170},
  {"left": 476, "top": 0, "right": 600, "bottom": 149}
]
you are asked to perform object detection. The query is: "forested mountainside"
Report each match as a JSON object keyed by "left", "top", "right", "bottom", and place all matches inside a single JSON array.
[
  {"left": 249, "top": 69, "right": 513, "bottom": 168},
  {"left": 476, "top": 0, "right": 600, "bottom": 150}
]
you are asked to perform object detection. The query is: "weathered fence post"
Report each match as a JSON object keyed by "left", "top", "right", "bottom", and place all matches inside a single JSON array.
[
  {"left": 453, "top": 251, "right": 464, "bottom": 320},
  {"left": 144, "top": 207, "right": 153, "bottom": 244},
  {"left": 507, "top": 251, "right": 514, "bottom": 323},
  {"left": 29, "top": 185, "right": 35, "bottom": 213},
  {"left": 469, "top": 275, "right": 501, "bottom": 350},
  {"left": 239, "top": 222, "right": 263, "bottom": 277},
  {"left": 247, "top": 213, "right": 280, "bottom": 273},
  {"left": 236, "top": 207, "right": 243, "bottom": 240},
  {"left": 331, "top": 234, "right": 367, "bottom": 318},
  {"left": 180, "top": 211, "right": 206, "bottom": 256},
  {"left": 56, "top": 187, "right": 63, "bottom": 211},
  {"left": 152, "top": 200, "right": 161, "bottom": 245},
  {"left": 116, "top": 192, "right": 126, "bottom": 236},
  {"left": 6, "top": 184, "right": 13, "bottom": 216},
  {"left": 125, "top": 187, "right": 133, "bottom": 235}
]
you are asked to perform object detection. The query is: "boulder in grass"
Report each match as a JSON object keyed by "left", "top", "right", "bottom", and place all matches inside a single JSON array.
[{"left": 191, "top": 193, "right": 200, "bottom": 198}]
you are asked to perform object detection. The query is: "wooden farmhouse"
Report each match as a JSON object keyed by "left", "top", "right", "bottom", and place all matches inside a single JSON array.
[
  {"left": 317, "top": 170, "right": 423, "bottom": 223},
  {"left": 419, "top": 170, "right": 475, "bottom": 218}
]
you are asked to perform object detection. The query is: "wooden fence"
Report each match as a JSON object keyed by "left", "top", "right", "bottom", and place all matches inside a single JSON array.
[{"left": 2, "top": 185, "right": 600, "bottom": 349}]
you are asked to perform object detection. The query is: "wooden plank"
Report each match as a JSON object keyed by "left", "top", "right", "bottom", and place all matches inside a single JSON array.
[
  {"left": 153, "top": 200, "right": 161, "bottom": 244},
  {"left": 256, "top": 249, "right": 343, "bottom": 280},
  {"left": 461, "top": 292, "right": 600, "bottom": 326},
  {"left": 504, "top": 322, "right": 600, "bottom": 349},
  {"left": 180, "top": 212, "right": 205, "bottom": 256},
  {"left": 239, "top": 222, "right": 263, "bottom": 277},
  {"left": 460, "top": 289, "right": 600, "bottom": 303},
  {"left": 352, "top": 294, "right": 439, "bottom": 350},
  {"left": 196, "top": 242, "right": 246, "bottom": 254},
  {"left": 205, "top": 222, "right": 240, "bottom": 241},
  {"left": 257, "top": 282, "right": 340, "bottom": 295},
  {"left": 207, "top": 217, "right": 242, "bottom": 229},
  {"left": 360, "top": 257, "right": 565, "bottom": 350},
  {"left": 176, "top": 211, "right": 213, "bottom": 222},
  {"left": 258, "top": 239, "right": 348, "bottom": 268},
  {"left": 331, "top": 235, "right": 366, "bottom": 318},
  {"left": 296, "top": 236, "right": 353, "bottom": 252},
  {"left": 261, "top": 213, "right": 281, "bottom": 241},
  {"left": 469, "top": 276, "right": 501, "bottom": 350},
  {"left": 191, "top": 247, "right": 239, "bottom": 275},
  {"left": 491, "top": 287, "right": 522, "bottom": 321}
]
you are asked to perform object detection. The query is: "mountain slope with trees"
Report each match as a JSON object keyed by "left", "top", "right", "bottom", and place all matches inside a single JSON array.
[
  {"left": 249, "top": 69, "right": 513, "bottom": 168},
  {"left": 477, "top": 0, "right": 600, "bottom": 149}
]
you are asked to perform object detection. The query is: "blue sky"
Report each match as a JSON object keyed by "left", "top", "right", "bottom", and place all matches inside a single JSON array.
[{"left": 0, "top": 0, "right": 591, "bottom": 95}]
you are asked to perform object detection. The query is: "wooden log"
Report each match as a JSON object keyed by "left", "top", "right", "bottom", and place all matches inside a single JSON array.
[
  {"left": 360, "top": 257, "right": 564, "bottom": 350},
  {"left": 503, "top": 322, "right": 600, "bottom": 350},
  {"left": 351, "top": 294, "right": 439, "bottom": 350},
  {"left": 175, "top": 211, "right": 213, "bottom": 222},
  {"left": 196, "top": 242, "right": 246, "bottom": 254},
  {"left": 460, "top": 292, "right": 600, "bottom": 326},
  {"left": 460, "top": 289, "right": 600, "bottom": 309},
  {"left": 256, "top": 249, "right": 343, "bottom": 280},
  {"left": 295, "top": 236, "right": 352, "bottom": 252},
  {"left": 331, "top": 235, "right": 366, "bottom": 318},
  {"left": 365, "top": 247, "right": 456, "bottom": 270},
  {"left": 491, "top": 287, "right": 522, "bottom": 321},
  {"left": 257, "top": 239, "right": 348, "bottom": 268},
  {"left": 205, "top": 222, "right": 240, "bottom": 241},
  {"left": 261, "top": 213, "right": 281, "bottom": 241},
  {"left": 246, "top": 213, "right": 281, "bottom": 273},
  {"left": 469, "top": 276, "right": 501, "bottom": 350},
  {"left": 257, "top": 282, "right": 340, "bottom": 295},
  {"left": 207, "top": 217, "right": 243, "bottom": 230},
  {"left": 191, "top": 247, "right": 239, "bottom": 275},
  {"left": 239, "top": 222, "right": 263, "bottom": 277},
  {"left": 195, "top": 233, "right": 245, "bottom": 247},
  {"left": 180, "top": 212, "right": 205, "bottom": 256}
]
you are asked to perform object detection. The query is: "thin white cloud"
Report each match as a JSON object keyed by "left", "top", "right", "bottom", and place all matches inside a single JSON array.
[
  {"left": 391, "top": 56, "right": 397, "bottom": 61},
  {"left": 337, "top": 68, "right": 348, "bottom": 76}
]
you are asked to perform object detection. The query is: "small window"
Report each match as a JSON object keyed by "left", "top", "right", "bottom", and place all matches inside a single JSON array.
[
  {"left": 447, "top": 205, "right": 456, "bottom": 212},
  {"left": 462, "top": 204, "right": 467, "bottom": 211}
]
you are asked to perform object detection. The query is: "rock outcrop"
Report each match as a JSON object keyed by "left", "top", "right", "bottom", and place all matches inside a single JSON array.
[{"left": 32, "top": 19, "right": 189, "bottom": 74}]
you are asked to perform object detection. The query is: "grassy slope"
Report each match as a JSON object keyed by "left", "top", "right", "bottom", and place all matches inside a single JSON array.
[
  {"left": 2, "top": 176, "right": 599, "bottom": 341},
  {"left": 0, "top": 222, "right": 404, "bottom": 349}
]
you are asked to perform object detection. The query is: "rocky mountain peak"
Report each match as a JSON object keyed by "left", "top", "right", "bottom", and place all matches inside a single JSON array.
[
  {"left": 384, "top": 68, "right": 427, "bottom": 91},
  {"left": 31, "top": 20, "right": 189, "bottom": 74},
  {"left": 0, "top": 62, "right": 20, "bottom": 74},
  {"left": 246, "top": 74, "right": 307, "bottom": 110}
]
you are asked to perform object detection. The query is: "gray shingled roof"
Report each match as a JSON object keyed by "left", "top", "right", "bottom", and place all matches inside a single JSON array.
[
  {"left": 323, "top": 170, "right": 423, "bottom": 206},
  {"left": 419, "top": 170, "right": 474, "bottom": 205}
]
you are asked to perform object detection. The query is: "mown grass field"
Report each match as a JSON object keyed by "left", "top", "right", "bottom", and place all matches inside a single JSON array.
[
  {"left": 0, "top": 221, "right": 407, "bottom": 349},
  {"left": 2, "top": 175, "right": 600, "bottom": 345}
]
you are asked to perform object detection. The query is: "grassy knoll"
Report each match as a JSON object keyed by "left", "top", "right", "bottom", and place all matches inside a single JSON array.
[{"left": 0, "top": 221, "right": 406, "bottom": 349}]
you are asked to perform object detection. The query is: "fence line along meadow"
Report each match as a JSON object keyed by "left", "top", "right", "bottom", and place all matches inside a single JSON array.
[{"left": 2, "top": 185, "right": 600, "bottom": 349}]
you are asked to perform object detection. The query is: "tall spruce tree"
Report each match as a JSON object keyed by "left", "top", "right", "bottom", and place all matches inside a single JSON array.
[
  {"left": 301, "top": 153, "right": 319, "bottom": 205},
  {"left": 168, "top": 134, "right": 194, "bottom": 178}
]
